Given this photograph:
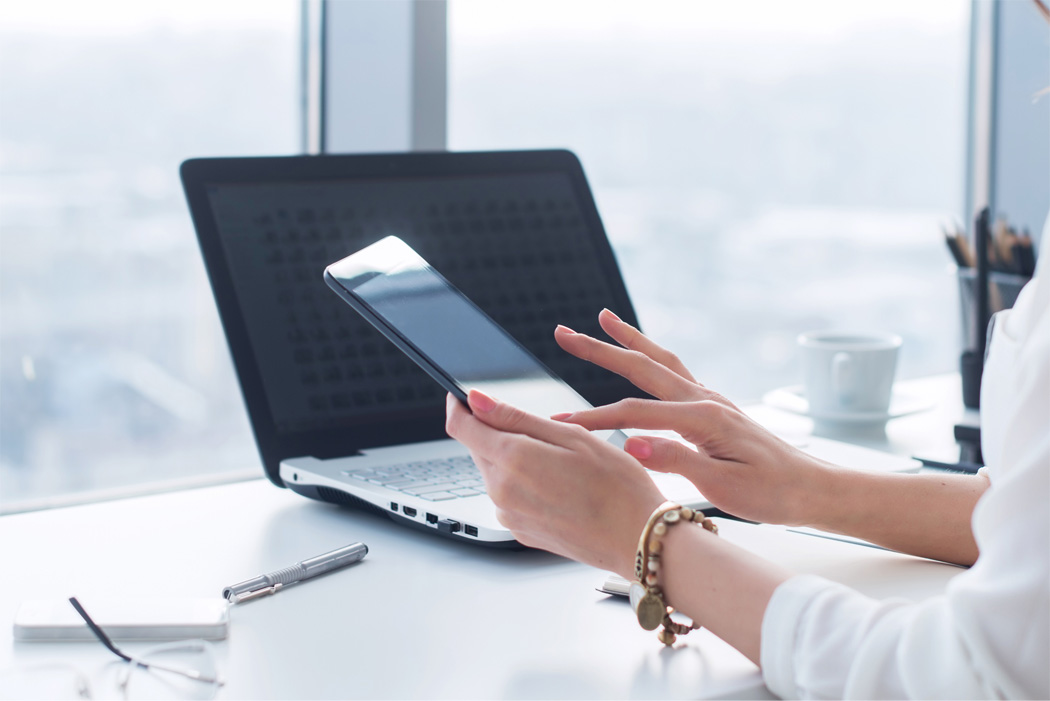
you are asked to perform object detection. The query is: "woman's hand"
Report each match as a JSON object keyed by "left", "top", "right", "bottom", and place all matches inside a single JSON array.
[
  {"left": 445, "top": 390, "right": 665, "bottom": 577},
  {"left": 553, "top": 309, "right": 830, "bottom": 527}
]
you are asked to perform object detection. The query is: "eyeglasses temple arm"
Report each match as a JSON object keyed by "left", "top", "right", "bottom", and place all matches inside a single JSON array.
[{"left": 68, "top": 596, "right": 134, "bottom": 663}]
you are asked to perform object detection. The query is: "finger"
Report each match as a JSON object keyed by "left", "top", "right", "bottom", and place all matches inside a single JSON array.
[
  {"left": 554, "top": 326, "right": 699, "bottom": 401},
  {"left": 466, "top": 389, "right": 588, "bottom": 447},
  {"left": 556, "top": 398, "right": 724, "bottom": 437},
  {"left": 598, "top": 309, "right": 698, "bottom": 383},
  {"left": 624, "top": 436, "right": 706, "bottom": 475},
  {"left": 446, "top": 392, "right": 507, "bottom": 461}
]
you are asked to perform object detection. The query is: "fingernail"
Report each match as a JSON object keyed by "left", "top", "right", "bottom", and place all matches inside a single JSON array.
[
  {"left": 468, "top": 389, "right": 497, "bottom": 413},
  {"left": 550, "top": 412, "right": 574, "bottom": 421},
  {"left": 624, "top": 437, "right": 652, "bottom": 460},
  {"left": 555, "top": 325, "right": 576, "bottom": 334},
  {"left": 601, "top": 308, "right": 622, "bottom": 322}
]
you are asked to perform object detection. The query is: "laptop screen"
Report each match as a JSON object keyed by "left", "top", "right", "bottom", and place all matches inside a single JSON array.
[{"left": 201, "top": 169, "right": 638, "bottom": 437}]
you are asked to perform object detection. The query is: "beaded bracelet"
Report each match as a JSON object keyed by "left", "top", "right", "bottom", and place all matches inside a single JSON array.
[{"left": 629, "top": 501, "right": 719, "bottom": 646}]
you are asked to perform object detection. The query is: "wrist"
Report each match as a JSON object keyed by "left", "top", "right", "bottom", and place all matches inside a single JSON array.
[
  {"left": 781, "top": 456, "right": 842, "bottom": 528},
  {"left": 628, "top": 502, "right": 719, "bottom": 646},
  {"left": 616, "top": 494, "right": 666, "bottom": 579},
  {"left": 798, "top": 460, "right": 872, "bottom": 533}
]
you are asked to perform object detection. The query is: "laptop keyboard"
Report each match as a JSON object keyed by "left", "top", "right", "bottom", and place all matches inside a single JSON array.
[{"left": 342, "top": 455, "right": 485, "bottom": 501}]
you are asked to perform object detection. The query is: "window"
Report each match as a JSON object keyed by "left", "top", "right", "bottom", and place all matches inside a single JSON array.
[
  {"left": 0, "top": 1, "right": 300, "bottom": 510},
  {"left": 449, "top": 0, "right": 969, "bottom": 401}
]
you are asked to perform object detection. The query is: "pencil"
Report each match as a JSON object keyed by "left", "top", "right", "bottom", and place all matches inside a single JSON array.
[
  {"left": 954, "top": 233, "right": 976, "bottom": 268},
  {"left": 945, "top": 232, "right": 967, "bottom": 267}
]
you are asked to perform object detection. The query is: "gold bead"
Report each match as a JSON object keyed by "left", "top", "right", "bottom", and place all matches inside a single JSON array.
[
  {"left": 653, "top": 521, "right": 667, "bottom": 536},
  {"left": 680, "top": 507, "right": 693, "bottom": 521},
  {"left": 649, "top": 538, "right": 662, "bottom": 554},
  {"left": 645, "top": 573, "right": 658, "bottom": 587},
  {"left": 663, "top": 509, "right": 680, "bottom": 524},
  {"left": 658, "top": 627, "right": 677, "bottom": 646}
]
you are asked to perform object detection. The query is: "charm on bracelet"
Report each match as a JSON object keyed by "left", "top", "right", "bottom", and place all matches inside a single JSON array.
[{"left": 629, "top": 502, "right": 719, "bottom": 645}]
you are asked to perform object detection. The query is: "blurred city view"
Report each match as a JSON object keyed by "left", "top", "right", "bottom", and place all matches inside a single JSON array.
[
  {"left": 0, "top": 1, "right": 299, "bottom": 507},
  {"left": 1, "top": 0, "right": 968, "bottom": 508},
  {"left": 449, "top": 0, "right": 969, "bottom": 395}
]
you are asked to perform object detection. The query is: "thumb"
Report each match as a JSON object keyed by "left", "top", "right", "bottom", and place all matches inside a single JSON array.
[
  {"left": 623, "top": 435, "right": 703, "bottom": 476},
  {"left": 467, "top": 389, "right": 582, "bottom": 445}
]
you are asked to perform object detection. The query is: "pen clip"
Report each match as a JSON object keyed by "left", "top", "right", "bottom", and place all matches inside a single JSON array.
[{"left": 231, "top": 581, "right": 283, "bottom": 604}]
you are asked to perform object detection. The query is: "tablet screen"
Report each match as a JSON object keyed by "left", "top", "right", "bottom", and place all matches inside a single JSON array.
[{"left": 352, "top": 258, "right": 595, "bottom": 420}]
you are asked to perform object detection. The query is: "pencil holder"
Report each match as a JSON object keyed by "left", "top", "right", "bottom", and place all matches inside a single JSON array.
[{"left": 957, "top": 268, "right": 1029, "bottom": 407}]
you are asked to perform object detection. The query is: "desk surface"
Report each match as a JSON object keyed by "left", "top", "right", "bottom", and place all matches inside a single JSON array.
[{"left": 0, "top": 376, "right": 969, "bottom": 699}]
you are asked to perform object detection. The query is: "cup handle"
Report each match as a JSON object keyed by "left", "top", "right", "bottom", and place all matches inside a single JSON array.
[{"left": 831, "top": 351, "right": 854, "bottom": 403}]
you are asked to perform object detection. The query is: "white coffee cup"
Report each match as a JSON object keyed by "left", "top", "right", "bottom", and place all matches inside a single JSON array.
[{"left": 798, "top": 331, "right": 902, "bottom": 417}]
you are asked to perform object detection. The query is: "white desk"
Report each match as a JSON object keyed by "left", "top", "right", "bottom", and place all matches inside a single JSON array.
[{"left": 0, "top": 376, "right": 970, "bottom": 699}]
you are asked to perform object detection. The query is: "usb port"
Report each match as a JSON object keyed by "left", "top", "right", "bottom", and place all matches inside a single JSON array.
[
  {"left": 403, "top": 506, "right": 417, "bottom": 517},
  {"left": 390, "top": 502, "right": 399, "bottom": 512},
  {"left": 464, "top": 525, "right": 478, "bottom": 537},
  {"left": 426, "top": 513, "right": 438, "bottom": 524}
]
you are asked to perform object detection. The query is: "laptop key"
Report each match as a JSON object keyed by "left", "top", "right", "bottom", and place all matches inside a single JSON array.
[
  {"left": 384, "top": 478, "right": 425, "bottom": 488},
  {"left": 369, "top": 475, "right": 414, "bottom": 485},
  {"left": 450, "top": 487, "right": 479, "bottom": 497},
  {"left": 401, "top": 482, "right": 458, "bottom": 496},
  {"left": 419, "top": 491, "right": 458, "bottom": 501}
]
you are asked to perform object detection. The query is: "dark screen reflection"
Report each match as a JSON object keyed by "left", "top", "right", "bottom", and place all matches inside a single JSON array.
[{"left": 355, "top": 262, "right": 593, "bottom": 418}]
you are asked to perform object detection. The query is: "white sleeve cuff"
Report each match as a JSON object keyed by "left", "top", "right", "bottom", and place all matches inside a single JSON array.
[{"left": 760, "top": 574, "right": 834, "bottom": 699}]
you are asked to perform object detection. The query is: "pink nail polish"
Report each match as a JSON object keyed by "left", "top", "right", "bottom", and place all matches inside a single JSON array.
[
  {"left": 624, "top": 437, "right": 652, "bottom": 459},
  {"left": 602, "top": 308, "right": 622, "bottom": 322},
  {"left": 469, "top": 390, "right": 497, "bottom": 413},
  {"left": 555, "top": 324, "right": 576, "bottom": 334},
  {"left": 550, "top": 412, "right": 573, "bottom": 421}
]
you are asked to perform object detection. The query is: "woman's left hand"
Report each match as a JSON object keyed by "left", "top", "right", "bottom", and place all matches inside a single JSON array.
[{"left": 445, "top": 390, "right": 666, "bottom": 577}]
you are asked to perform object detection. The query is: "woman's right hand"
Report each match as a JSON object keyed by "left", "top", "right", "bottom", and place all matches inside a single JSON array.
[{"left": 553, "top": 309, "right": 833, "bottom": 527}]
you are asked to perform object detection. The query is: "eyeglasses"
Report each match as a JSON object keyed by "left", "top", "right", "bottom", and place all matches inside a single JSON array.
[{"left": 68, "top": 597, "right": 224, "bottom": 700}]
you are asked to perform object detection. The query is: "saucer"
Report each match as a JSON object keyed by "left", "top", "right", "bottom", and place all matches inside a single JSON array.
[{"left": 762, "top": 385, "right": 935, "bottom": 424}]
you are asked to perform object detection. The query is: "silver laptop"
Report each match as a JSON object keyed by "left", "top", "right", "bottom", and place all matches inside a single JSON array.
[
  {"left": 182, "top": 150, "right": 711, "bottom": 546},
  {"left": 181, "top": 151, "right": 917, "bottom": 547}
]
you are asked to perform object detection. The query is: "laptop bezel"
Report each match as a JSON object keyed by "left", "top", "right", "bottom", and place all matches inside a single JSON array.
[{"left": 180, "top": 149, "right": 642, "bottom": 487}]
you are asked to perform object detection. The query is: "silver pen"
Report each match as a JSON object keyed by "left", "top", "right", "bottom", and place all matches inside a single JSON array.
[{"left": 222, "top": 542, "right": 368, "bottom": 604}]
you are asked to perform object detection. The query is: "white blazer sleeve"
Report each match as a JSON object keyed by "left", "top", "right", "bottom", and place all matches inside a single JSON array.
[{"left": 760, "top": 259, "right": 1049, "bottom": 700}]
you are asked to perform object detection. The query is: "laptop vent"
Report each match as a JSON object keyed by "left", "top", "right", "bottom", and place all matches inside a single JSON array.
[{"left": 314, "top": 486, "right": 388, "bottom": 517}]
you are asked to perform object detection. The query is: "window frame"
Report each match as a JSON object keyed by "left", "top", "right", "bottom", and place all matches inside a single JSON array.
[{"left": 312, "top": 0, "right": 447, "bottom": 154}]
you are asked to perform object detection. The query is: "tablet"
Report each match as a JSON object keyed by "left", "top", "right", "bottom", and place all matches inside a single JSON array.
[{"left": 324, "top": 236, "right": 620, "bottom": 441}]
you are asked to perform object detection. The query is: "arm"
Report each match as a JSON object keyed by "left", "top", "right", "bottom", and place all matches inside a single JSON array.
[
  {"left": 655, "top": 516, "right": 788, "bottom": 664},
  {"left": 554, "top": 310, "right": 987, "bottom": 566},
  {"left": 447, "top": 388, "right": 1047, "bottom": 699},
  {"left": 447, "top": 290, "right": 1048, "bottom": 697},
  {"left": 807, "top": 469, "right": 987, "bottom": 565},
  {"left": 445, "top": 390, "right": 790, "bottom": 665}
]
